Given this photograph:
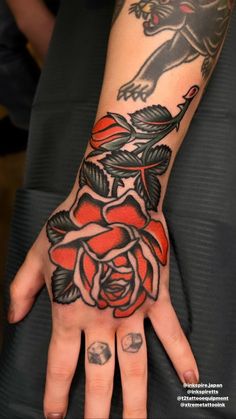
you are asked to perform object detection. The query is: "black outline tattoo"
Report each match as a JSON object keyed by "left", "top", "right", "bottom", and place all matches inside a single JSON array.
[
  {"left": 118, "top": 0, "right": 232, "bottom": 101},
  {"left": 87, "top": 342, "right": 112, "bottom": 365},
  {"left": 112, "top": 0, "right": 126, "bottom": 25},
  {"left": 46, "top": 86, "right": 199, "bottom": 318},
  {"left": 121, "top": 333, "right": 143, "bottom": 352}
]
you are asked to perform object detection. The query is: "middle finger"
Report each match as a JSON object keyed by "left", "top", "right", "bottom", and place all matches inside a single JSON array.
[
  {"left": 44, "top": 313, "right": 81, "bottom": 418},
  {"left": 84, "top": 326, "right": 115, "bottom": 419}
]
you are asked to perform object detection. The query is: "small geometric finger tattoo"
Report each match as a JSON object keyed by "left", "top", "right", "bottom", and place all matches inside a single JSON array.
[
  {"left": 87, "top": 341, "right": 112, "bottom": 365},
  {"left": 121, "top": 333, "right": 143, "bottom": 353}
]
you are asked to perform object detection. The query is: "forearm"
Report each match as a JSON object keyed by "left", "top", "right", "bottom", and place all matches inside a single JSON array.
[
  {"left": 6, "top": 0, "right": 55, "bottom": 62},
  {"left": 73, "top": 0, "right": 233, "bottom": 212}
]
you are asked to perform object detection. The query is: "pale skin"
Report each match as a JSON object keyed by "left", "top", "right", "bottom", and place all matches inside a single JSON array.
[{"left": 7, "top": 1, "right": 233, "bottom": 418}]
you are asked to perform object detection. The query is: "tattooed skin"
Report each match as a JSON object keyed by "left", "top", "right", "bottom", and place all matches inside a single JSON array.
[
  {"left": 112, "top": 0, "right": 126, "bottom": 24},
  {"left": 87, "top": 342, "right": 112, "bottom": 365},
  {"left": 118, "top": 0, "right": 233, "bottom": 101},
  {"left": 46, "top": 86, "right": 199, "bottom": 318},
  {"left": 121, "top": 333, "right": 143, "bottom": 352}
]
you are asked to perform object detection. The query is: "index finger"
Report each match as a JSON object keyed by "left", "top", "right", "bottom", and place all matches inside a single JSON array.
[{"left": 44, "top": 307, "right": 81, "bottom": 419}]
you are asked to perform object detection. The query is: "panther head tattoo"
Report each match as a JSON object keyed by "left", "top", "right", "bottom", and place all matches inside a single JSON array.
[
  {"left": 118, "top": 0, "right": 233, "bottom": 101},
  {"left": 130, "top": 0, "right": 192, "bottom": 36}
]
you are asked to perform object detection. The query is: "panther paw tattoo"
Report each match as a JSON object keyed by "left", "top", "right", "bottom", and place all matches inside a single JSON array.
[{"left": 117, "top": 78, "right": 156, "bottom": 101}]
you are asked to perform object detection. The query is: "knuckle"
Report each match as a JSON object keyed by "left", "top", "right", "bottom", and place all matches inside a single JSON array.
[
  {"left": 166, "top": 329, "right": 184, "bottom": 346},
  {"left": 149, "top": 294, "right": 171, "bottom": 316},
  {"left": 86, "top": 376, "right": 112, "bottom": 396},
  {"left": 53, "top": 323, "right": 79, "bottom": 342},
  {"left": 123, "top": 361, "right": 146, "bottom": 379},
  {"left": 157, "top": 293, "right": 172, "bottom": 309},
  {"left": 53, "top": 306, "right": 78, "bottom": 334},
  {"left": 124, "top": 406, "right": 147, "bottom": 419},
  {"left": 48, "top": 365, "right": 73, "bottom": 383},
  {"left": 160, "top": 291, "right": 172, "bottom": 305}
]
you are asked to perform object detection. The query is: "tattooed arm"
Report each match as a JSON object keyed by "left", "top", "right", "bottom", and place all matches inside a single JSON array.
[{"left": 8, "top": 1, "right": 234, "bottom": 418}]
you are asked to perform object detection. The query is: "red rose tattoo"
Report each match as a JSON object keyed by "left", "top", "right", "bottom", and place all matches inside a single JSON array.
[
  {"left": 48, "top": 189, "right": 168, "bottom": 318},
  {"left": 46, "top": 86, "right": 199, "bottom": 317}
]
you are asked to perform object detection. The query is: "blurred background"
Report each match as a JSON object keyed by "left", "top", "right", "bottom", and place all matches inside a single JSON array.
[{"left": 0, "top": 0, "right": 61, "bottom": 344}]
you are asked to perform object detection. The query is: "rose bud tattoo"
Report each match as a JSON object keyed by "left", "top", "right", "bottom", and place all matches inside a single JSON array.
[
  {"left": 91, "top": 113, "right": 136, "bottom": 151},
  {"left": 46, "top": 86, "right": 199, "bottom": 318}
]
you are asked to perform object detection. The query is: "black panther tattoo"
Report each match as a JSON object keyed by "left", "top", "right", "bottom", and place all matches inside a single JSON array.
[{"left": 118, "top": 0, "right": 233, "bottom": 101}]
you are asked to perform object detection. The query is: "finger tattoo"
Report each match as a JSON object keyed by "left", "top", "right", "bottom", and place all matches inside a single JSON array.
[
  {"left": 87, "top": 341, "right": 112, "bottom": 365},
  {"left": 121, "top": 333, "right": 143, "bottom": 353}
]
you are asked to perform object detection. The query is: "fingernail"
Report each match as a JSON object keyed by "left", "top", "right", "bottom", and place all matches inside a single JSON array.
[
  {"left": 8, "top": 306, "right": 15, "bottom": 323},
  {"left": 183, "top": 370, "right": 198, "bottom": 384},
  {"left": 46, "top": 414, "right": 63, "bottom": 419}
]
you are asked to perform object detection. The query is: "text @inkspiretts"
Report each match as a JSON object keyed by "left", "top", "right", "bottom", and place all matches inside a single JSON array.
[{"left": 177, "top": 383, "right": 230, "bottom": 409}]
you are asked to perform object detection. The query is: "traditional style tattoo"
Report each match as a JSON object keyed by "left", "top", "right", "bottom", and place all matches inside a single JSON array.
[
  {"left": 87, "top": 342, "right": 112, "bottom": 365},
  {"left": 121, "top": 333, "right": 143, "bottom": 352},
  {"left": 112, "top": 0, "right": 126, "bottom": 25},
  {"left": 46, "top": 86, "right": 199, "bottom": 318},
  {"left": 118, "top": 0, "right": 233, "bottom": 101}
]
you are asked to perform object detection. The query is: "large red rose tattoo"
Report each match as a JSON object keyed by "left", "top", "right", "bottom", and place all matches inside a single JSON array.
[{"left": 47, "top": 188, "right": 168, "bottom": 318}]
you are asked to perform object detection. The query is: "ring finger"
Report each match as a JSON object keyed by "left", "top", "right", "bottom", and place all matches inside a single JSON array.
[{"left": 117, "top": 317, "right": 147, "bottom": 419}]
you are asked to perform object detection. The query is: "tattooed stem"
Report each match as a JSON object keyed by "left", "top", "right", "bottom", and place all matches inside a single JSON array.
[
  {"left": 133, "top": 88, "right": 199, "bottom": 156},
  {"left": 137, "top": 125, "right": 174, "bottom": 159},
  {"left": 133, "top": 126, "right": 172, "bottom": 156}
]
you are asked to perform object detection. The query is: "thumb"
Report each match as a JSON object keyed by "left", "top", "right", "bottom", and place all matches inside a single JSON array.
[{"left": 8, "top": 250, "right": 45, "bottom": 323}]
